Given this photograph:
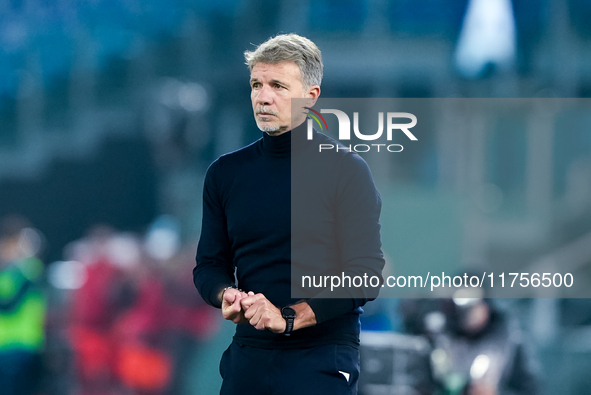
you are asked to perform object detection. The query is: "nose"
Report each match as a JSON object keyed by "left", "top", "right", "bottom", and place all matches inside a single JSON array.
[{"left": 255, "top": 84, "right": 273, "bottom": 106}]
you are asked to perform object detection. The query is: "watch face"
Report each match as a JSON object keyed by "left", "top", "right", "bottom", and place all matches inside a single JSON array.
[{"left": 282, "top": 307, "right": 296, "bottom": 319}]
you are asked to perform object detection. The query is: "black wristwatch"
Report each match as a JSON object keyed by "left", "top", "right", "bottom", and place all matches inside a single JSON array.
[{"left": 281, "top": 306, "right": 297, "bottom": 335}]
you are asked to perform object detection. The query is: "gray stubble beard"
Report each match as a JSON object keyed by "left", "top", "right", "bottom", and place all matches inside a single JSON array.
[{"left": 256, "top": 122, "right": 289, "bottom": 135}]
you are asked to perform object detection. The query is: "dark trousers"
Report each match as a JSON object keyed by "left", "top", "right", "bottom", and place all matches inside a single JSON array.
[{"left": 219, "top": 341, "right": 360, "bottom": 395}]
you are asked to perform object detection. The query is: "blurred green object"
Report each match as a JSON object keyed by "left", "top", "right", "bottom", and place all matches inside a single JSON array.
[{"left": 0, "top": 257, "right": 46, "bottom": 352}]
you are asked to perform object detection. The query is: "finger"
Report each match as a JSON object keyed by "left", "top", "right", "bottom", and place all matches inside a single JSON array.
[
  {"left": 240, "top": 298, "right": 252, "bottom": 310},
  {"left": 255, "top": 316, "right": 267, "bottom": 330},
  {"left": 240, "top": 294, "right": 261, "bottom": 310},
  {"left": 249, "top": 307, "right": 264, "bottom": 328},
  {"left": 244, "top": 303, "right": 257, "bottom": 320},
  {"left": 260, "top": 308, "right": 277, "bottom": 331},
  {"left": 223, "top": 308, "right": 239, "bottom": 323},
  {"left": 251, "top": 304, "right": 271, "bottom": 330},
  {"left": 249, "top": 313, "right": 259, "bottom": 327},
  {"left": 258, "top": 309, "right": 276, "bottom": 331},
  {"left": 232, "top": 298, "right": 242, "bottom": 312},
  {"left": 224, "top": 289, "right": 237, "bottom": 304}
]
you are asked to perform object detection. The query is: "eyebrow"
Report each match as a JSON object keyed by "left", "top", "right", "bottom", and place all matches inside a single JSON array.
[
  {"left": 270, "top": 79, "right": 288, "bottom": 87},
  {"left": 249, "top": 78, "right": 289, "bottom": 88}
]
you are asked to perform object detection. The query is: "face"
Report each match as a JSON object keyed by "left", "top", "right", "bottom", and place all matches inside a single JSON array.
[{"left": 250, "top": 61, "right": 319, "bottom": 135}]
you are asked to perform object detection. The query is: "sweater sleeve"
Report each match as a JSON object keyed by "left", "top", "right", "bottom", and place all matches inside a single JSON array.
[
  {"left": 193, "top": 159, "right": 236, "bottom": 308},
  {"left": 306, "top": 153, "right": 385, "bottom": 324}
]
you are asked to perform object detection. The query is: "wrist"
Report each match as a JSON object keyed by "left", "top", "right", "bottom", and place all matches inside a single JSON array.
[
  {"left": 291, "top": 302, "right": 317, "bottom": 331},
  {"left": 219, "top": 285, "right": 241, "bottom": 304}
]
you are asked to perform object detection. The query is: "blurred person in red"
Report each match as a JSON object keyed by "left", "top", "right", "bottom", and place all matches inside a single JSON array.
[
  {"left": 124, "top": 217, "right": 220, "bottom": 395},
  {"left": 0, "top": 215, "right": 46, "bottom": 395},
  {"left": 67, "top": 226, "right": 129, "bottom": 395},
  {"left": 67, "top": 226, "right": 175, "bottom": 395},
  {"left": 68, "top": 223, "right": 219, "bottom": 395},
  {"left": 154, "top": 244, "right": 220, "bottom": 395},
  {"left": 109, "top": 251, "right": 173, "bottom": 395}
]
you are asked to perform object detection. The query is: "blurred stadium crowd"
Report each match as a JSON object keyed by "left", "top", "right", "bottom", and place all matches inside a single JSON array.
[{"left": 1, "top": 0, "right": 591, "bottom": 394}]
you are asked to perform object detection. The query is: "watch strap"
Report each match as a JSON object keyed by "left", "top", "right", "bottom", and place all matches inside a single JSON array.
[
  {"left": 284, "top": 316, "right": 294, "bottom": 334},
  {"left": 281, "top": 306, "right": 296, "bottom": 335}
]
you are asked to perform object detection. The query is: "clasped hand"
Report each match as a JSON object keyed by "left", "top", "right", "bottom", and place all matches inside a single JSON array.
[{"left": 221, "top": 288, "right": 286, "bottom": 333}]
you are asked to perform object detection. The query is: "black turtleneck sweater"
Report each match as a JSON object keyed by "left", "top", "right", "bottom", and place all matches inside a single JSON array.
[{"left": 194, "top": 126, "right": 384, "bottom": 348}]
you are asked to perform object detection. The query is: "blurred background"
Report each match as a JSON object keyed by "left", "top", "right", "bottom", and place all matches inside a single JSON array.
[{"left": 1, "top": 0, "right": 591, "bottom": 394}]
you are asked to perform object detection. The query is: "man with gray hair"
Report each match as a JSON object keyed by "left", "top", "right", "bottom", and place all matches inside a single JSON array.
[
  {"left": 244, "top": 33, "right": 323, "bottom": 135},
  {"left": 194, "top": 33, "right": 384, "bottom": 394}
]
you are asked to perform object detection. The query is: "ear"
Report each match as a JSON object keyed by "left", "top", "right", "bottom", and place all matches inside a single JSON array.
[{"left": 304, "top": 85, "right": 321, "bottom": 107}]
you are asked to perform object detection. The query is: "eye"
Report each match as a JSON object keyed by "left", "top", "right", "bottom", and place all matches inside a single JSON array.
[
  {"left": 251, "top": 82, "right": 261, "bottom": 89},
  {"left": 273, "top": 83, "right": 284, "bottom": 89}
]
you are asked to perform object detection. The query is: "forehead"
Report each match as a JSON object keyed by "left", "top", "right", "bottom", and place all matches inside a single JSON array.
[{"left": 250, "top": 61, "right": 302, "bottom": 82}]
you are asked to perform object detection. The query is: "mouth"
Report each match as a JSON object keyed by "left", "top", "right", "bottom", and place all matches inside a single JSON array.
[{"left": 255, "top": 107, "right": 278, "bottom": 118}]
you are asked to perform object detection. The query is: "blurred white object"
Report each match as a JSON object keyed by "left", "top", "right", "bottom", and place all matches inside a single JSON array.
[
  {"left": 159, "top": 78, "right": 208, "bottom": 112},
  {"left": 470, "top": 354, "right": 490, "bottom": 380},
  {"left": 455, "top": 0, "right": 517, "bottom": 78},
  {"left": 48, "top": 260, "right": 87, "bottom": 290},
  {"left": 144, "top": 215, "right": 181, "bottom": 261},
  {"left": 17, "top": 227, "right": 44, "bottom": 258},
  {"left": 106, "top": 233, "right": 142, "bottom": 269},
  {"left": 425, "top": 311, "right": 447, "bottom": 333}
]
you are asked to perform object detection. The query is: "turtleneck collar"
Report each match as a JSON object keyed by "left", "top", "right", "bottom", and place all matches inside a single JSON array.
[
  {"left": 261, "top": 129, "right": 291, "bottom": 157},
  {"left": 260, "top": 121, "right": 309, "bottom": 158}
]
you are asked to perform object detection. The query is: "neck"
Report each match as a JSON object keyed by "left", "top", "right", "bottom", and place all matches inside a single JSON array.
[
  {"left": 264, "top": 117, "right": 306, "bottom": 136},
  {"left": 260, "top": 121, "right": 309, "bottom": 158}
]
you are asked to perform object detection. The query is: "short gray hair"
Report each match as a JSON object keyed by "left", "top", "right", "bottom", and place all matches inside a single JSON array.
[{"left": 244, "top": 34, "right": 323, "bottom": 88}]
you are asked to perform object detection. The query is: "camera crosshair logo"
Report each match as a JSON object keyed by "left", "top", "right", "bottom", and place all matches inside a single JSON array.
[{"left": 303, "top": 107, "right": 328, "bottom": 131}]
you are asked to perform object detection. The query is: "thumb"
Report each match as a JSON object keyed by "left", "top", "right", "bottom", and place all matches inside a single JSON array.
[
  {"left": 224, "top": 290, "right": 237, "bottom": 306},
  {"left": 223, "top": 292, "right": 232, "bottom": 304},
  {"left": 233, "top": 300, "right": 242, "bottom": 312}
]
